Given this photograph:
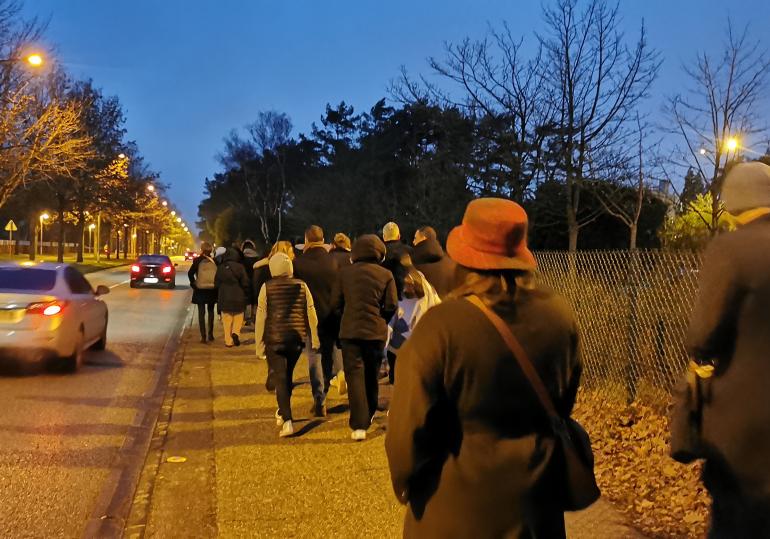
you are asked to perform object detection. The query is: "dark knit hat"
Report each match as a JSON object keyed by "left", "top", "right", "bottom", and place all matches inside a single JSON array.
[{"left": 722, "top": 162, "right": 770, "bottom": 215}]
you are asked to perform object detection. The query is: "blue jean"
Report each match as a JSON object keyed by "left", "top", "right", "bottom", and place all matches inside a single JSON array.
[{"left": 307, "top": 344, "right": 325, "bottom": 405}]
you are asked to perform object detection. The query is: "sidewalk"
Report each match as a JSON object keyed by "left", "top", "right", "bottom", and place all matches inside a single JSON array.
[{"left": 127, "top": 328, "right": 643, "bottom": 538}]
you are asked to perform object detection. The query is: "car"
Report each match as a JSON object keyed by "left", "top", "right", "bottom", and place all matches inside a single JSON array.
[
  {"left": 0, "top": 262, "right": 110, "bottom": 371},
  {"left": 184, "top": 249, "right": 198, "bottom": 261},
  {"left": 130, "top": 254, "right": 177, "bottom": 289}
]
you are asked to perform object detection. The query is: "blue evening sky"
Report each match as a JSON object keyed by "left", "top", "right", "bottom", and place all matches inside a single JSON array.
[{"left": 24, "top": 1, "right": 770, "bottom": 226}]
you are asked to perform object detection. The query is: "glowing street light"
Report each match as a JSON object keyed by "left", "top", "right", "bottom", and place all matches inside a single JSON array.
[
  {"left": 726, "top": 137, "right": 739, "bottom": 152},
  {"left": 25, "top": 53, "right": 43, "bottom": 67},
  {"left": 39, "top": 212, "right": 50, "bottom": 255},
  {"left": 176, "top": 217, "right": 182, "bottom": 223},
  {"left": 170, "top": 211, "right": 176, "bottom": 216},
  {"left": 147, "top": 184, "right": 155, "bottom": 192},
  {"left": 699, "top": 148, "right": 707, "bottom": 155},
  {"left": 162, "top": 200, "right": 168, "bottom": 207},
  {"left": 118, "top": 153, "right": 126, "bottom": 160}
]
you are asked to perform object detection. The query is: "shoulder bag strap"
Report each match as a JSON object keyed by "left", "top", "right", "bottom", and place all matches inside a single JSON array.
[{"left": 465, "top": 294, "right": 560, "bottom": 420}]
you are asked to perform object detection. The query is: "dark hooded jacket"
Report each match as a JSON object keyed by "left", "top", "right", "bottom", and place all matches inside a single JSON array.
[
  {"left": 188, "top": 254, "right": 218, "bottom": 305},
  {"left": 241, "top": 240, "right": 260, "bottom": 304},
  {"left": 412, "top": 238, "right": 459, "bottom": 298},
  {"left": 214, "top": 248, "right": 249, "bottom": 313},
  {"left": 383, "top": 240, "right": 413, "bottom": 300},
  {"left": 293, "top": 245, "right": 339, "bottom": 325},
  {"left": 386, "top": 286, "right": 582, "bottom": 538},
  {"left": 332, "top": 235, "right": 398, "bottom": 341},
  {"left": 681, "top": 214, "right": 770, "bottom": 536}
]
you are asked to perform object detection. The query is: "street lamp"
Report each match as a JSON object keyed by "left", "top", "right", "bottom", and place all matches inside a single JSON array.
[
  {"left": 699, "top": 148, "right": 707, "bottom": 155},
  {"left": 176, "top": 217, "right": 182, "bottom": 223},
  {"left": 147, "top": 184, "right": 155, "bottom": 192},
  {"left": 26, "top": 53, "right": 43, "bottom": 67},
  {"left": 162, "top": 200, "right": 168, "bottom": 207},
  {"left": 118, "top": 153, "right": 126, "bottom": 160},
  {"left": 170, "top": 211, "right": 176, "bottom": 216},
  {"left": 726, "top": 137, "right": 739, "bottom": 152},
  {"left": 39, "top": 212, "right": 49, "bottom": 255},
  {"left": 88, "top": 223, "right": 96, "bottom": 253}
]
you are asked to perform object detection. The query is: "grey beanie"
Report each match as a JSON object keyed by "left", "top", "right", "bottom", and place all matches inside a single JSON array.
[
  {"left": 268, "top": 252, "right": 293, "bottom": 278},
  {"left": 722, "top": 162, "right": 770, "bottom": 215}
]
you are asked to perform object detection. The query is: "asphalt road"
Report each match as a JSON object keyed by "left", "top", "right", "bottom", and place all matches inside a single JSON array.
[{"left": 0, "top": 261, "right": 192, "bottom": 538}]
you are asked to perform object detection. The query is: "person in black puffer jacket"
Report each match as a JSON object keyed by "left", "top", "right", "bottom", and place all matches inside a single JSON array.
[
  {"left": 255, "top": 252, "right": 320, "bottom": 438},
  {"left": 411, "top": 226, "right": 459, "bottom": 298},
  {"left": 331, "top": 234, "right": 398, "bottom": 441},
  {"left": 215, "top": 247, "right": 249, "bottom": 347}
]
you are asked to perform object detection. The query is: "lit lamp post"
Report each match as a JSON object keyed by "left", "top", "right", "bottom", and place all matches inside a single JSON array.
[
  {"left": 39, "top": 212, "right": 49, "bottom": 255},
  {"left": 0, "top": 52, "right": 45, "bottom": 67},
  {"left": 88, "top": 223, "right": 96, "bottom": 254}
]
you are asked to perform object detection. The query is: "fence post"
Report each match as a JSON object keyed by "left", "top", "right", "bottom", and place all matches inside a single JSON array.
[{"left": 625, "top": 250, "right": 641, "bottom": 403}]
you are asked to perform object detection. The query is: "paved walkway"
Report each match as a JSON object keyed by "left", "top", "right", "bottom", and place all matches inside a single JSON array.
[{"left": 127, "top": 328, "right": 643, "bottom": 538}]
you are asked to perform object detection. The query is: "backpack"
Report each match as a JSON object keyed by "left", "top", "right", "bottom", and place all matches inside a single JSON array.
[{"left": 196, "top": 256, "right": 217, "bottom": 289}]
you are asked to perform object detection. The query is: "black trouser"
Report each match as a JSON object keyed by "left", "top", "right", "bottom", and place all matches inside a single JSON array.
[
  {"left": 318, "top": 322, "right": 338, "bottom": 394},
  {"left": 197, "top": 303, "right": 215, "bottom": 340},
  {"left": 342, "top": 339, "right": 384, "bottom": 430},
  {"left": 266, "top": 344, "right": 303, "bottom": 422},
  {"left": 387, "top": 350, "right": 397, "bottom": 385}
]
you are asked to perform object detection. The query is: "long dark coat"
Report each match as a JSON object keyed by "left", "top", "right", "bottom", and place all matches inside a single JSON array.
[
  {"left": 412, "top": 238, "right": 459, "bottom": 298},
  {"left": 188, "top": 255, "right": 218, "bottom": 305},
  {"left": 685, "top": 215, "right": 770, "bottom": 536},
  {"left": 214, "top": 249, "right": 249, "bottom": 314},
  {"left": 385, "top": 286, "right": 581, "bottom": 538},
  {"left": 293, "top": 246, "right": 339, "bottom": 324}
]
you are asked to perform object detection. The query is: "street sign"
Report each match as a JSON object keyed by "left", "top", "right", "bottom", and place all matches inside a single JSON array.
[{"left": 4, "top": 220, "right": 17, "bottom": 232}]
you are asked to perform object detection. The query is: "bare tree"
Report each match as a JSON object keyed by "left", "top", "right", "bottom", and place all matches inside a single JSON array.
[
  {"left": 592, "top": 113, "right": 660, "bottom": 249},
  {"left": 392, "top": 23, "right": 552, "bottom": 200},
  {"left": 667, "top": 20, "right": 770, "bottom": 232},
  {"left": 540, "top": 0, "right": 660, "bottom": 251}
]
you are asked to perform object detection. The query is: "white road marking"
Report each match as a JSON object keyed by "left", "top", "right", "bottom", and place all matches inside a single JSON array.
[{"left": 110, "top": 280, "right": 130, "bottom": 289}]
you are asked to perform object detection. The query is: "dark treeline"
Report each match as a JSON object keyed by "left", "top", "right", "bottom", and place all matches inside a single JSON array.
[{"left": 197, "top": 99, "right": 667, "bottom": 253}]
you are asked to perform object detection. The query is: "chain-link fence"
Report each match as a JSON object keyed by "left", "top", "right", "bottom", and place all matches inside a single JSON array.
[{"left": 535, "top": 250, "right": 702, "bottom": 403}]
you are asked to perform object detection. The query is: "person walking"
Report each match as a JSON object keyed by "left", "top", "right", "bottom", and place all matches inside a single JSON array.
[
  {"left": 330, "top": 232, "right": 352, "bottom": 267},
  {"left": 255, "top": 252, "right": 320, "bottom": 438},
  {"left": 412, "top": 226, "right": 458, "bottom": 298},
  {"left": 382, "top": 221, "right": 412, "bottom": 300},
  {"left": 386, "top": 262, "right": 440, "bottom": 385},
  {"left": 385, "top": 198, "right": 587, "bottom": 538},
  {"left": 293, "top": 225, "right": 340, "bottom": 416},
  {"left": 188, "top": 242, "right": 218, "bottom": 344},
  {"left": 671, "top": 162, "right": 770, "bottom": 538},
  {"left": 241, "top": 239, "right": 260, "bottom": 324},
  {"left": 332, "top": 234, "right": 398, "bottom": 441},
  {"left": 215, "top": 247, "right": 249, "bottom": 348},
  {"left": 253, "top": 241, "right": 295, "bottom": 311}
]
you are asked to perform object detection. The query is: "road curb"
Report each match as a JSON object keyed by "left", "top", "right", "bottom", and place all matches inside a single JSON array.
[{"left": 82, "top": 304, "right": 193, "bottom": 539}]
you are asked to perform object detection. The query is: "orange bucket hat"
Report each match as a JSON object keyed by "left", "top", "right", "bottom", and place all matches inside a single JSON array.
[{"left": 446, "top": 198, "right": 536, "bottom": 271}]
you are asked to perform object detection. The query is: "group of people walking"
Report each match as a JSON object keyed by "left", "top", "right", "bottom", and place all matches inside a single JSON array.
[{"left": 186, "top": 161, "right": 770, "bottom": 538}]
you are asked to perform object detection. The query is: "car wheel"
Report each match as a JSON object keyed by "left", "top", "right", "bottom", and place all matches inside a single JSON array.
[
  {"left": 92, "top": 316, "right": 108, "bottom": 350},
  {"left": 63, "top": 329, "right": 85, "bottom": 373},
  {"left": 167, "top": 283, "right": 175, "bottom": 290},
  {"left": 130, "top": 281, "right": 137, "bottom": 289}
]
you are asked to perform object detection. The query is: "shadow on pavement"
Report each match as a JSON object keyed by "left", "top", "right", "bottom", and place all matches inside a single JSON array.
[{"left": 0, "top": 422, "right": 132, "bottom": 436}]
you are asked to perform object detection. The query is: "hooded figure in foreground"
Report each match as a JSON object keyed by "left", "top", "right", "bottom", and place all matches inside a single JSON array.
[
  {"left": 674, "top": 162, "right": 770, "bottom": 538},
  {"left": 385, "top": 198, "right": 584, "bottom": 538}
]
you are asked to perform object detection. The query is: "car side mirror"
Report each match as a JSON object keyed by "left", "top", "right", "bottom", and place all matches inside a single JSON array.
[{"left": 95, "top": 285, "right": 110, "bottom": 296}]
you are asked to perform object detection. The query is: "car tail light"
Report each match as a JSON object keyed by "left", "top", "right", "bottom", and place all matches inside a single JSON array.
[
  {"left": 27, "top": 300, "right": 68, "bottom": 316},
  {"left": 131, "top": 265, "right": 141, "bottom": 273},
  {"left": 162, "top": 266, "right": 172, "bottom": 274}
]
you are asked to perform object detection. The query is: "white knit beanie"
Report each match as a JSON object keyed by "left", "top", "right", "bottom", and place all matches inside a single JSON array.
[
  {"left": 722, "top": 162, "right": 770, "bottom": 214},
  {"left": 268, "top": 252, "right": 293, "bottom": 278}
]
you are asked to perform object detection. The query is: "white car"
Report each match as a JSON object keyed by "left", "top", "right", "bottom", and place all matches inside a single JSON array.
[{"left": 0, "top": 262, "right": 110, "bottom": 371}]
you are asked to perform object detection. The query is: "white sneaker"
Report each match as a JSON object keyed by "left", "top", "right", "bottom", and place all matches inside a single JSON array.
[
  {"left": 275, "top": 409, "right": 284, "bottom": 426},
  {"left": 351, "top": 429, "right": 366, "bottom": 441},
  {"left": 279, "top": 420, "right": 294, "bottom": 438}
]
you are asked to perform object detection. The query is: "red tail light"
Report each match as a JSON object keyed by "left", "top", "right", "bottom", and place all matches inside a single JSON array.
[
  {"left": 27, "top": 300, "right": 68, "bottom": 316},
  {"left": 162, "top": 266, "right": 172, "bottom": 274},
  {"left": 131, "top": 265, "right": 141, "bottom": 273}
]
